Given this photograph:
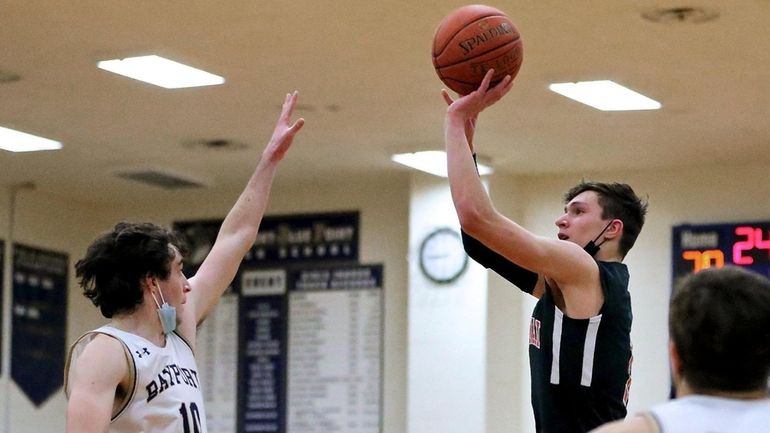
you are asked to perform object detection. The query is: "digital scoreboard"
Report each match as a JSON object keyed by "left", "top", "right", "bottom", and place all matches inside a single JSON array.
[
  {"left": 671, "top": 222, "right": 770, "bottom": 396},
  {"left": 672, "top": 221, "right": 770, "bottom": 281}
]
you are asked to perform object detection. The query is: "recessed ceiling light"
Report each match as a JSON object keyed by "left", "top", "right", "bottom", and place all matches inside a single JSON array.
[
  {"left": 0, "top": 69, "right": 21, "bottom": 83},
  {"left": 642, "top": 7, "right": 719, "bottom": 24},
  {"left": 97, "top": 55, "right": 225, "bottom": 89},
  {"left": 392, "top": 150, "right": 493, "bottom": 177},
  {"left": 0, "top": 126, "right": 62, "bottom": 152},
  {"left": 549, "top": 80, "right": 661, "bottom": 111}
]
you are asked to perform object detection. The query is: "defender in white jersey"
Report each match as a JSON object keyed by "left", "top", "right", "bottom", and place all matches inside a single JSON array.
[
  {"left": 592, "top": 266, "right": 770, "bottom": 433},
  {"left": 64, "top": 92, "right": 305, "bottom": 433},
  {"left": 67, "top": 327, "right": 207, "bottom": 433}
]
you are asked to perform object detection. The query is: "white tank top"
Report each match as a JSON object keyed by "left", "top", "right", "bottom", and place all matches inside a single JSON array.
[
  {"left": 66, "top": 325, "right": 208, "bottom": 433},
  {"left": 646, "top": 394, "right": 770, "bottom": 433}
]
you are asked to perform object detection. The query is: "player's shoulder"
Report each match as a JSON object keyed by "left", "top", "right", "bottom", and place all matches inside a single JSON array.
[
  {"left": 67, "top": 331, "right": 132, "bottom": 396},
  {"left": 590, "top": 414, "right": 658, "bottom": 433},
  {"left": 75, "top": 332, "right": 130, "bottom": 365}
]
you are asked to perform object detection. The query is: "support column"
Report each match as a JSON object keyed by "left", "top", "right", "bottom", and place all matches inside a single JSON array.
[{"left": 406, "top": 173, "right": 488, "bottom": 433}]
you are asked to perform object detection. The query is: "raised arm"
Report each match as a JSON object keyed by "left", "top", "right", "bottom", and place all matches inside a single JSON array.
[
  {"left": 185, "top": 92, "right": 305, "bottom": 329},
  {"left": 443, "top": 71, "right": 598, "bottom": 309}
]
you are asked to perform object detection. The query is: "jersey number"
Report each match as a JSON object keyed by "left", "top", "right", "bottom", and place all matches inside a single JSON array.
[{"left": 179, "top": 402, "right": 202, "bottom": 433}]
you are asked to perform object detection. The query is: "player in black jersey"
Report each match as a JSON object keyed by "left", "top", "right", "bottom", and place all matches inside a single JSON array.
[{"left": 442, "top": 70, "right": 647, "bottom": 433}]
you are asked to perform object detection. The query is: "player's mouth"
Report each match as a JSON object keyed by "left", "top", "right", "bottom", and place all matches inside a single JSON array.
[{"left": 558, "top": 233, "right": 569, "bottom": 241}]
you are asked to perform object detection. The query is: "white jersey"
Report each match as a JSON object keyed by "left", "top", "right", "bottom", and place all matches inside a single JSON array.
[
  {"left": 646, "top": 394, "right": 770, "bottom": 433},
  {"left": 65, "top": 325, "right": 208, "bottom": 433}
]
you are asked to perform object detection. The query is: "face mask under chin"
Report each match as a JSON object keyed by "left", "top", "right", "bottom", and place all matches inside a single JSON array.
[
  {"left": 151, "top": 283, "right": 177, "bottom": 335},
  {"left": 156, "top": 303, "right": 177, "bottom": 334}
]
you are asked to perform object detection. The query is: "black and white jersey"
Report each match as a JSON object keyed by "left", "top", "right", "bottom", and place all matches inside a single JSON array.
[
  {"left": 65, "top": 326, "right": 208, "bottom": 433},
  {"left": 528, "top": 261, "right": 633, "bottom": 433}
]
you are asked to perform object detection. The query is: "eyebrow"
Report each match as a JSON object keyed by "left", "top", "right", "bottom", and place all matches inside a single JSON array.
[{"left": 564, "top": 200, "right": 588, "bottom": 212}]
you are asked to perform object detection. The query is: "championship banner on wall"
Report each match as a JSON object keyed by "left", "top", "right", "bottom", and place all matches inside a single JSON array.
[
  {"left": 11, "top": 243, "right": 68, "bottom": 406},
  {"left": 174, "top": 211, "right": 362, "bottom": 433},
  {"left": 175, "top": 211, "right": 360, "bottom": 269},
  {"left": 243, "top": 212, "right": 359, "bottom": 266},
  {"left": 237, "top": 264, "right": 384, "bottom": 433}
]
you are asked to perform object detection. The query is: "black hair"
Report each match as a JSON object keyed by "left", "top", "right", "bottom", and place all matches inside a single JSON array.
[
  {"left": 670, "top": 266, "right": 770, "bottom": 393},
  {"left": 75, "top": 222, "right": 187, "bottom": 318},
  {"left": 564, "top": 181, "right": 647, "bottom": 258}
]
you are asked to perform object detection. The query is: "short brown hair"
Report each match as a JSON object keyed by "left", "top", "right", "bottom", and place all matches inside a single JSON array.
[
  {"left": 564, "top": 181, "right": 647, "bottom": 258},
  {"left": 670, "top": 266, "right": 770, "bottom": 392}
]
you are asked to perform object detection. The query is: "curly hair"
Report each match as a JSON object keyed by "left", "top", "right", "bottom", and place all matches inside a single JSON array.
[
  {"left": 75, "top": 222, "right": 187, "bottom": 318},
  {"left": 564, "top": 181, "right": 648, "bottom": 258}
]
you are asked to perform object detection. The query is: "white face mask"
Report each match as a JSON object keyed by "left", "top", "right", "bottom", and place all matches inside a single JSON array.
[{"left": 151, "top": 282, "right": 177, "bottom": 334}]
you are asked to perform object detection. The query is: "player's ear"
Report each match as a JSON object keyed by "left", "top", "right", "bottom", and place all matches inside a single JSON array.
[
  {"left": 669, "top": 341, "right": 683, "bottom": 383},
  {"left": 605, "top": 219, "right": 624, "bottom": 240},
  {"left": 141, "top": 273, "right": 156, "bottom": 293}
]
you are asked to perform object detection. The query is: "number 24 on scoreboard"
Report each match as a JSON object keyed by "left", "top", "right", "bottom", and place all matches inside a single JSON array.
[{"left": 682, "top": 225, "right": 770, "bottom": 273}]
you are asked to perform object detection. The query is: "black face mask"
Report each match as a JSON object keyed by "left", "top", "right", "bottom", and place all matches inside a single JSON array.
[{"left": 584, "top": 220, "right": 614, "bottom": 256}]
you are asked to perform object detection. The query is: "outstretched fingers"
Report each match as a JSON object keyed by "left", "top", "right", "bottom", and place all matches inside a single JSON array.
[
  {"left": 279, "top": 91, "right": 304, "bottom": 133},
  {"left": 441, "top": 89, "right": 455, "bottom": 106},
  {"left": 280, "top": 91, "right": 297, "bottom": 123},
  {"left": 290, "top": 117, "right": 305, "bottom": 133},
  {"left": 264, "top": 91, "right": 305, "bottom": 161},
  {"left": 487, "top": 75, "right": 513, "bottom": 103},
  {"left": 477, "top": 68, "right": 495, "bottom": 94}
]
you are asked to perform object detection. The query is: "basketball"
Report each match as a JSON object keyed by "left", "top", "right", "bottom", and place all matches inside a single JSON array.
[{"left": 432, "top": 4, "right": 523, "bottom": 95}]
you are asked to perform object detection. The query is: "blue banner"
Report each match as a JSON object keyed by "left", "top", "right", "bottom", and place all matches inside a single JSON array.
[
  {"left": 11, "top": 243, "right": 68, "bottom": 406},
  {"left": 175, "top": 211, "right": 360, "bottom": 269},
  {"left": 237, "top": 271, "right": 287, "bottom": 433},
  {"left": 237, "top": 264, "right": 384, "bottom": 433}
]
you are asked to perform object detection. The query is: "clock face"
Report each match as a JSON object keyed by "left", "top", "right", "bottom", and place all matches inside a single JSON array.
[{"left": 419, "top": 228, "right": 469, "bottom": 284}]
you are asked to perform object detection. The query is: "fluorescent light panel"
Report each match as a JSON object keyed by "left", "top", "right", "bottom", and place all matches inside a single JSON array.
[
  {"left": 549, "top": 80, "right": 661, "bottom": 111},
  {"left": 97, "top": 55, "right": 224, "bottom": 89},
  {"left": 392, "top": 150, "right": 493, "bottom": 178},
  {"left": 0, "top": 126, "right": 62, "bottom": 152}
]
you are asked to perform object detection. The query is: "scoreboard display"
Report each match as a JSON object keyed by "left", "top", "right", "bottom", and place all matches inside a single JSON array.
[
  {"left": 671, "top": 220, "right": 770, "bottom": 397},
  {"left": 672, "top": 221, "right": 770, "bottom": 282}
]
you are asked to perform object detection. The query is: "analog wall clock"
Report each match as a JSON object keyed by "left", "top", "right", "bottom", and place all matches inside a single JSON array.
[{"left": 418, "top": 227, "right": 469, "bottom": 284}]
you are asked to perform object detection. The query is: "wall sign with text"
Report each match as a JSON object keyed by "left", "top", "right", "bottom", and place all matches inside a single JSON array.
[
  {"left": 175, "top": 211, "right": 359, "bottom": 268},
  {"left": 237, "top": 264, "right": 383, "bottom": 433},
  {"left": 176, "top": 211, "right": 367, "bottom": 433}
]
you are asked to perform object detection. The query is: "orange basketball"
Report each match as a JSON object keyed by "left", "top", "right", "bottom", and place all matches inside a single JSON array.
[{"left": 432, "top": 4, "right": 523, "bottom": 95}]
